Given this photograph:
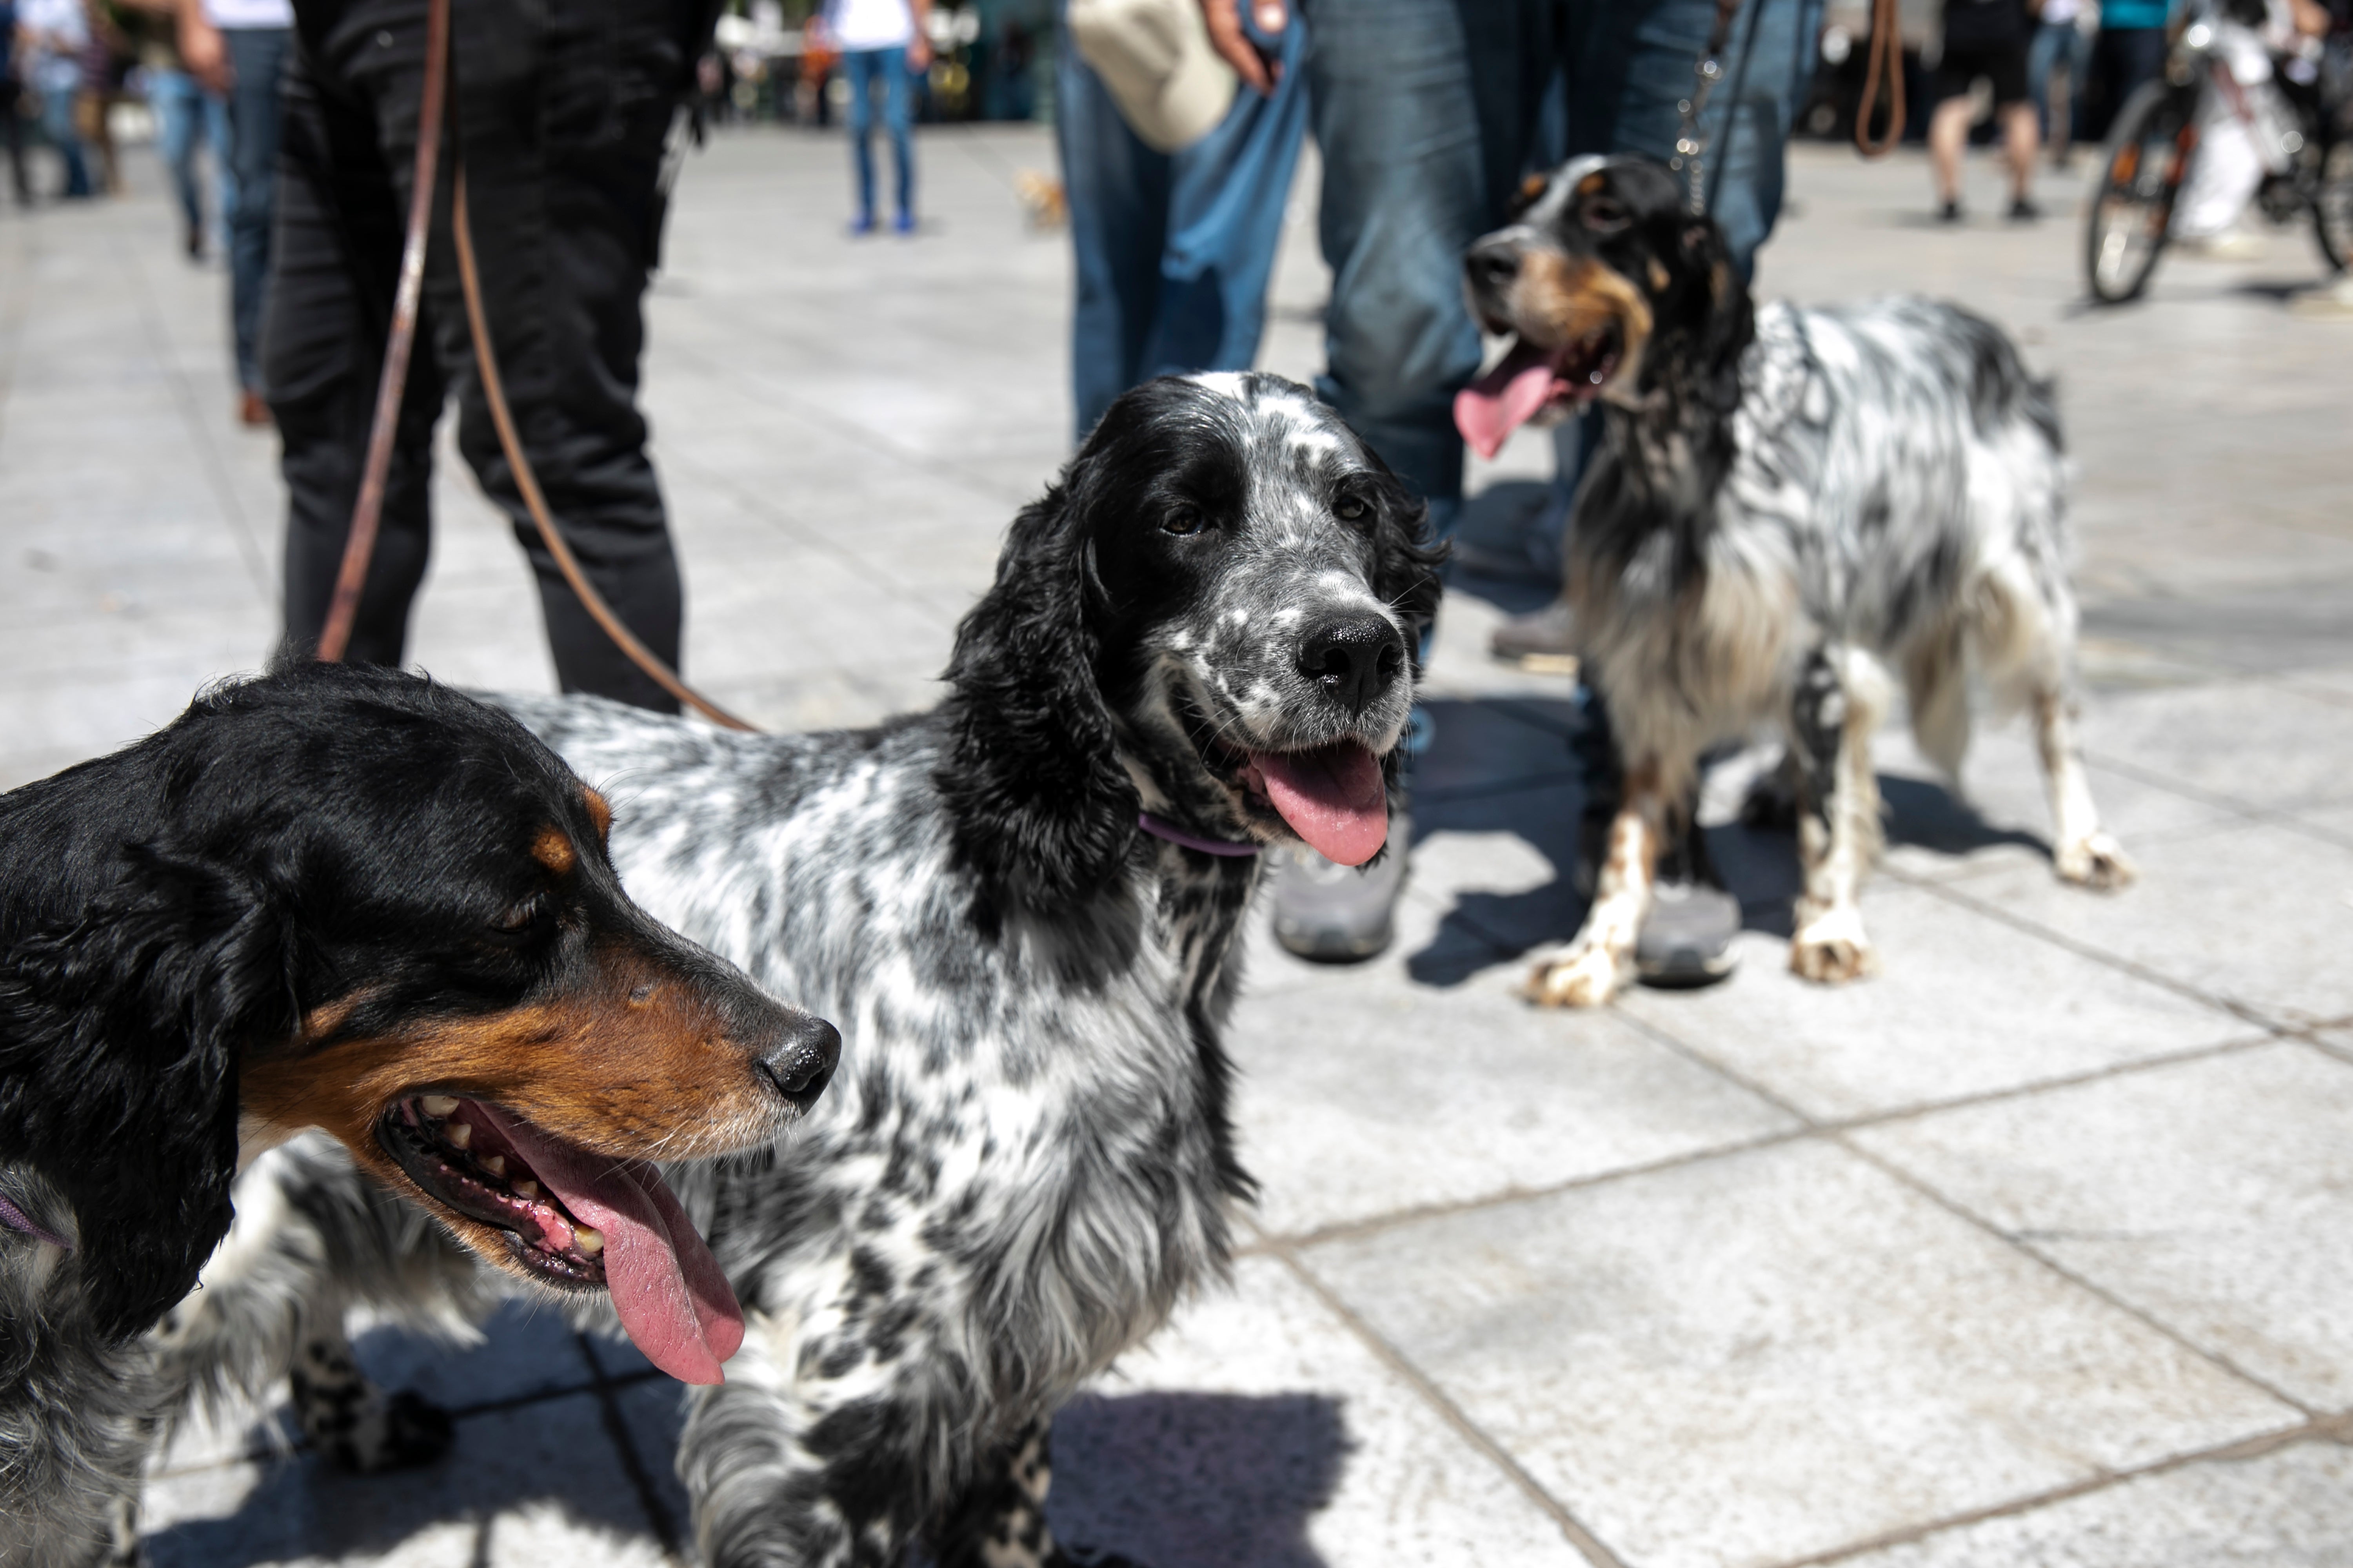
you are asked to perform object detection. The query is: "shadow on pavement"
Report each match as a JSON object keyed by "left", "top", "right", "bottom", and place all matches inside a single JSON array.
[{"left": 1049, "top": 1391, "right": 1347, "bottom": 1568}]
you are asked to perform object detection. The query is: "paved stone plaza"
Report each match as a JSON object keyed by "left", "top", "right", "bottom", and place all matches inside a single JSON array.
[{"left": 4, "top": 123, "right": 2352, "bottom": 1567}]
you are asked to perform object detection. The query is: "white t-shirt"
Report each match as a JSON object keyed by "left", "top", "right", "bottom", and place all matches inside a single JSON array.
[
  {"left": 2041, "top": 0, "right": 2082, "bottom": 23},
  {"left": 827, "top": 0, "right": 913, "bottom": 51},
  {"left": 203, "top": 0, "right": 296, "bottom": 27}
]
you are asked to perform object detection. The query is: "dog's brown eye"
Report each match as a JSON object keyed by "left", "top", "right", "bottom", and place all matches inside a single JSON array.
[
  {"left": 1334, "top": 495, "right": 1369, "bottom": 522},
  {"left": 1583, "top": 196, "right": 1628, "bottom": 232},
  {"left": 1162, "top": 505, "right": 1204, "bottom": 537}
]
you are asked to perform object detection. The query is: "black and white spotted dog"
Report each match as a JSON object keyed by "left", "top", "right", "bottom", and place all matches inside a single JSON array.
[
  {"left": 1455, "top": 154, "right": 2133, "bottom": 1007},
  {"left": 182, "top": 373, "right": 1441, "bottom": 1567}
]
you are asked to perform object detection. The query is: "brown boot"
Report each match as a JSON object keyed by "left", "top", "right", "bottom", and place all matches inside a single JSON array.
[{"left": 237, "top": 389, "right": 272, "bottom": 428}]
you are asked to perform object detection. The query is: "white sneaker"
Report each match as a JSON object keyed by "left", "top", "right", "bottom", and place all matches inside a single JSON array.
[{"left": 2172, "top": 228, "right": 2265, "bottom": 261}]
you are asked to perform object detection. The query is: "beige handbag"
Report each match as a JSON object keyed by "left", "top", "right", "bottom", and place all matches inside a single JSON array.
[{"left": 1066, "top": 0, "right": 1239, "bottom": 153}]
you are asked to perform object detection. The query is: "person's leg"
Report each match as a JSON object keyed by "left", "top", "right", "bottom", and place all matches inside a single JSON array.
[
  {"left": 35, "top": 57, "right": 92, "bottom": 196},
  {"left": 1147, "top": 9, "right": 1309, "bottom": 380},
  {"left": 431, "top": 0, "right": 686, "bottom": 710},
  {"left": 269, "top": 27, "right": 442, "bottom": 666},
  {"left": 224, "top": 25, "right": 289, "bottom": 399},
  {"left": 844, "top": 48, "right": 878, "bottom": 227},
  {"left": 879, "top": 44, "right": 913, "bottom": 225},
  {"left": 1053, "top": 26, "right": 1170, "bottom": 436},
  {"left": 1580, "top": 0, "right": 1824, "bottom": 278},
  {"left": 202, "top": 87, "right": 235, "bottom": 249},
  {"left": 2002, "top": 101, "right": 2039, "bottom": 205},
  {"left": 2026, "top": 22, "right": 2060, "bottom": 146},
  {"left": 152, "top": 69, "right": 205, "bottom": 248},
  {"left": 1297, "top": 0, "right": 1493, "bottom": 536},
  {"left": 1929, "top": 94, "right": 1972, "bottom": 208}
]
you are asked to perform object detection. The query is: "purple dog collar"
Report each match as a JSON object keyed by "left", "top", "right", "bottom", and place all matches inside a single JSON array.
[
  {"left": 1137, "top": 812, "right": 1260, "bottom": 858},
  {"left": 0, "top": 1193, "right": 73, "bottom": 1250}
]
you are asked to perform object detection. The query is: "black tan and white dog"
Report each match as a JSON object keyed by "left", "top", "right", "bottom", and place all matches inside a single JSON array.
[
  {"left": 1456, "top": 153, "right": 2133, "bottom": 1008},
  {"left": 190, "top": 373, "right": 1441, "bottom": 1567},
  {"left": 0, "top": 664, "right": 838, "bottom": 1568}
]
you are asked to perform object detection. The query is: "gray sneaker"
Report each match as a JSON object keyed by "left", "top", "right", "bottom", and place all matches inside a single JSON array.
[
  {"left": 1489, "top": 600, "right": 1580, "bottom": 677},
  {"left": 1269, "top": 813, "right": 1411, "bottom": 962},
  {"left": 1633, "top": 881, "right": 1741, "bottom": 986}
]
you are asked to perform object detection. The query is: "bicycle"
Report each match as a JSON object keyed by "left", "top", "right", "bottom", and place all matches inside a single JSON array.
[{"left": 2085, "top": 7, "right": 2353, "bottom": 303}]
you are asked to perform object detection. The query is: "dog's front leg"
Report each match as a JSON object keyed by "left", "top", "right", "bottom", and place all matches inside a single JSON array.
[
  {"left": 1789, "top": 648, "right": 1884, "bottom": 984},
  {"left": 1526, "top": 759, "right": 1668, "bottom": 1008},
  {"left": 2033, "top": 688, "right": 2135, "bottom": 890},
  {"left": 928, "top": 1415, "right": 1146, "bottom": 1568}
]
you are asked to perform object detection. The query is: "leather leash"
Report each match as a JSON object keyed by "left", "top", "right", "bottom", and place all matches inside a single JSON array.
[
  {"left": 1855, "top": 0, "right": 1906, "bottom": 157},
  {"left": 315, "top": 0, "right": 755, "bottom": 733}
]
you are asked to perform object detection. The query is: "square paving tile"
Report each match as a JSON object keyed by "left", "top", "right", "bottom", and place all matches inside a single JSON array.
[
  {"left": 2077, "top": 679, "right": 2353, "bottom": 812},
  {"left": 1853, "top": 1042, "right": 2353, "bottom": 1412},
  {"left": 1615, "top": 882, "right": 2248, "bottom": 1121},
  {"left": 1230, "top": 976, "right": 1793, "bottom": 1238},
  {"left": 142, "top": 1393, "right": 669, "bottom": 1568},
  {"left": 1301, "top": 1140, "right": 2298, "bottom": 1568},
  {"left": 1837, "top": 1437, "right": 2353, "bottom": 1568},
  {"left": 1924, "top": 822, "right": 2353, "bottom": 1028},
  {"left": 1050, "top": 1256, "right": 1595, "bottom": 1568}
]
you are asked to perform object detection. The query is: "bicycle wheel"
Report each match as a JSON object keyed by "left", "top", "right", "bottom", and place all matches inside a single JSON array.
[
  {"left": 2086, "top": 80, "right": 2199, "bottom": 304},
  {"left": 2314, "top": 137, "right": 2353, "bottom": 273}
]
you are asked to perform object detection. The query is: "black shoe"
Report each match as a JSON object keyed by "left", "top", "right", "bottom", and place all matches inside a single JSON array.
[
  {"left": 2008, "top": 197, "right": 2042, "bottom": 222},
  {"left": 1938, "top": 200, "right": 1963, "bottom": 224}
]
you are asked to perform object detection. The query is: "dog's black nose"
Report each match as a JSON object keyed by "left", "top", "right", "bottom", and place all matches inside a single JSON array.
[
  {"left": 757, "top": 1014, "right": 841, "bottom": 1111},
  {"left": 1465, "top": 238, "right": 1520, "bottom": 293},
  {"left": 1298, "top": 615, "right": 1406, "bottom": 714}
]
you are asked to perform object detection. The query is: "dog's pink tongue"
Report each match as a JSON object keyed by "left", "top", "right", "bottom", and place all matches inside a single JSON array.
[
  {"left": 1250, "top": 744, "right": 1388, "bottom": 866},
  {"left": 482, "top": 1109, "right": 744, "bottom": 1386},
  {"left": 1454, "top": 343, "right": 1558, "bottom": 460}
]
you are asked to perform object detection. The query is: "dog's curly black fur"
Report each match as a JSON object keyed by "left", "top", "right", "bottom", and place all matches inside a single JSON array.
[
  {"left": 202, "top": 373, "right": 1442, "bottom": 1568},
  {"left": 0, "top": 664, "right": 838, "bottom": 1568}
]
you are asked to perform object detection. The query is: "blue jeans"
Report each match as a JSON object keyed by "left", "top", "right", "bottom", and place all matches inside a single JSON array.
[
  {"left": 1297, "top": 0, "right": 1493, "bottom": 536},
  {"left": 1055, "top": 7, "right": 1309, "bottom": 436},
  {"left": 223, "top": 25, "right": 286, "bottom": 392},
  {"left": 149, "top": 67, "right": 233, "bottom": 246},
  {"left": 2027, "top": 20, "right": 2090, "bottom": 145},
  {"left": 32, "top": 53, "right": 91, "bottom": 197},
  {"left": 843, "top": 47, "right": 913, "bottom": 223}
]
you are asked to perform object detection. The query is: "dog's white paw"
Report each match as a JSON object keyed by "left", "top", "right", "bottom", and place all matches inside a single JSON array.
[
  {"left": 1524, "top": 943, "right": 1627, "bottom": 1008},
  {"left": 1790, "top": 905, "right": 1879, "bottom": 986},
  {"left": 2056, "top": 831, "right": 2135, "bottom": 891}
]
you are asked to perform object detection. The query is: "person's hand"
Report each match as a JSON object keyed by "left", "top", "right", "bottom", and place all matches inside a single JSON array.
[
  {"left": 1201, "top": 0, "right": 1285, "bottom": 95},
  {"left": 908, "top": 32, "right": 932, "bottom": 72},
  {"left": 178, "top": 0, "right": 229, "bottom": 92}
]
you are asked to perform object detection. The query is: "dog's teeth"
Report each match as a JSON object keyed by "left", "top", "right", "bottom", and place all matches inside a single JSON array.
[
  {"left": 420, "top": 1094, "right": 460, "bottom": 1117},
  {"left": 573, "top": 1226, "right": 603, "bottom": 1255},
  {"left": 480, "top": 1154, "right": 505, "bottom": 1177},
  {"left": 512, "top": 1179, "right": 540, "bottom": 1199},
  {"left": 445, "top": 1122, "right": 472, "bottom": 1150}
]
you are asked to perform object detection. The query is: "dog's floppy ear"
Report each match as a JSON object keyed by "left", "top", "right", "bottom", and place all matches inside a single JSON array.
[
  {"left": 0, "top": 849, "right": 294, "bottom": 1340},
  {"left": 1366, "top": 461, "right": 1447, "bottom": 672},
  {"left": 939, "top": 477, "right": 1137, "bottom": 920},
  {"left": 1677, "top": 216, "right": 1755, "bottom": 406}
]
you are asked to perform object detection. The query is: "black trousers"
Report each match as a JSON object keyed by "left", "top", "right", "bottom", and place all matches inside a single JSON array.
[{"left": 270, "top": 0, "right": 690, "bottom": 711}]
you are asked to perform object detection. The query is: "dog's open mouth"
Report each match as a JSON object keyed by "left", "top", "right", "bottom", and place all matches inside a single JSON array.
[
  {"left": 1176, "top": 693, "right": 1390, "bottom": 865},
  {"left": 377, "top": 1095, "right": 743, "bottom": 1385},
  {"left": 1454, "top": 327, "right": 1623, "bottom": 459}
]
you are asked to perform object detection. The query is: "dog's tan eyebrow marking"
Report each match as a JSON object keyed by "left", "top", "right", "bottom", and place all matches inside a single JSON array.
[
  {"left": 532, "top": 826, "right": 578, "bottom": 876},
  {"left": 1576, "top": 171, "right": 1608, "bottom": 196},
  {"left": 1649, "top": 259, "right": 1671, "bottom": 291},
  {"left": 583, "top": 789, "right": 612, "bottom": 839}
]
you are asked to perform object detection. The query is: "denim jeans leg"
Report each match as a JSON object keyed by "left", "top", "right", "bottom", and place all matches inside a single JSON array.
[
  {"left": 152, "top": 70, "right": 204, "bottom": 237},
  {"left": 881, "top": 47, "right": 913, "bottom": 218},
  {"left": 224, "top": 25, "right": 286, "bottom": 392},
  {"left": 1298, "top": 0, "right": 1489, "bottom": 529},
  {"left": 1147, "top": 13, "right": 1308, "bottom": 382},
  {"left": 1572, "top": 0, "right": 1823, "bottom": 281},
  {"left": 1055, "top": 34, "right": 1172, "bottom": 436},
  {"left": 845, "top": 49, "right": 878, "bottom": 220}
]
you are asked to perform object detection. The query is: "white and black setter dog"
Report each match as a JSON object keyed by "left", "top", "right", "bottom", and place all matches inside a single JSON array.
[
  {"left": 160, "top": 374, "right": 1441, "bottom": 1567},
  {"left": 0, "top": 664, "right": 838, "bottom": 1568},
  {"left": 1455, "top": 153, "right": 2134, "bottom": 1008}
]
